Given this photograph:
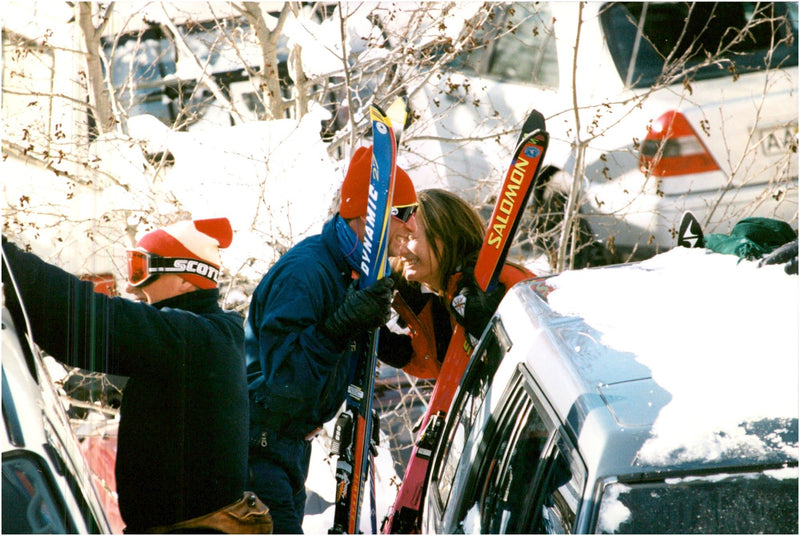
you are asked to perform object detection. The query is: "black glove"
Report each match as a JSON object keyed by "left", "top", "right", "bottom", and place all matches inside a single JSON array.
[
  {"left": 377, "top": 325, "right": 413, "bottom": 369},
  {"left": 322, "top": 277, "right": 395, "bottom": 347},
  {"left": 450, "top": 269, "right": 505, "bottom": 341}
]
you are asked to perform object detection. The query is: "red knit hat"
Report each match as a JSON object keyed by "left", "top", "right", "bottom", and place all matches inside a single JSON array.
[
  {"left": 339, "top": 146, "right": 417, "bottom": 219},
  {"left": 135, "top": 218, "right": 233, "bottom": 289}
]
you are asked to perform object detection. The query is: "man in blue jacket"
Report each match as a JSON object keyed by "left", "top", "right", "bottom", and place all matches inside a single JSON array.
[
  {"left": 246, "top": 146, "right": 419, "bottom": 533},
  {"left": 2, "top": 218, "right": 272, "bottom": 533}
]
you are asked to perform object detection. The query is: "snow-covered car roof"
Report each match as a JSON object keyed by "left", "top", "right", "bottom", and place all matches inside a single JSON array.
[{"left": 500, "top": 247, "right": 798, "bottom": 475}]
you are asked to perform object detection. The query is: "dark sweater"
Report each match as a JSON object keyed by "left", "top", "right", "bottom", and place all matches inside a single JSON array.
[{"left": 2, "top": 240, "right": 248, "bottom": 530}]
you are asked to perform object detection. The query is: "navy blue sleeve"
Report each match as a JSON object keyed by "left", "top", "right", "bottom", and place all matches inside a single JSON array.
[
  {"left": 245, "top": 254, "right": 350, "bottom": 422},
  {"left": 3, "top": 239, "right": 197, "bottom": 377}
]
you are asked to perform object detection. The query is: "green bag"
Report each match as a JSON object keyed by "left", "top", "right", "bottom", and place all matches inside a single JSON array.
[{"left": 703, "top": 217, "right": 797, "bottom": 261}]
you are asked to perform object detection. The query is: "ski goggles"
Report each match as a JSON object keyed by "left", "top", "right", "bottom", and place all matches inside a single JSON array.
[
  {"left": 391, "top": 202, "right": 418, "bottom": 223},
  {"left": 126, "top": 249, "right": 221, "bottom": 287}
]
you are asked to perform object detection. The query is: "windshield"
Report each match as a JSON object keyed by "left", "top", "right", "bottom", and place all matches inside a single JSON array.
[
  {"left": 597, "top": 467, "right": 799, "bottom": 533},
  {"left": 600, "top": 2, "right": 799, "bottom": 88}
]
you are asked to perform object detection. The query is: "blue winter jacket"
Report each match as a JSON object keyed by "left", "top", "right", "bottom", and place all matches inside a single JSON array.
[
  {"left": 245, "top": 216, "right": 357, "bottom": 439},
  {"left": 1, "top": 239, "right": 248, "bottom": 531}
]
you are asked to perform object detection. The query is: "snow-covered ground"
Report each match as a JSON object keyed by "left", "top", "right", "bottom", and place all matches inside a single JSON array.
[{"left": 303, "top": 426, "right": 399, "bottom": 534}]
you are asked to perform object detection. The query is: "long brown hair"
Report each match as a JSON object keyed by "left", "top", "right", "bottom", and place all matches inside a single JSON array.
[{"left": 416, "top": 189, "right": 484, "bottom": 291}]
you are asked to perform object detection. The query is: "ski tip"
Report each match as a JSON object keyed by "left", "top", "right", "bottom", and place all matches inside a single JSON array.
[
  {"left": 513, "top": 127, "right": 549, "bottom": 161},
  {"left": 677, "top": 211, "right": 704, "bottom": 248},
  {"left": 370, "top": 102, "right": 386, "bottom": 116},
  {"left": 521, "top": 109, "right": 546, "bottom": 136},
  {"left": 386, "top": 98, "right": 408, "bottom": 126}
]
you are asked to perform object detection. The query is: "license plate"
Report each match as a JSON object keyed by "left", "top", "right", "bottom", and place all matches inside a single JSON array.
[{"left": 759, "top": 124, "right": 798, "bottom": 156}]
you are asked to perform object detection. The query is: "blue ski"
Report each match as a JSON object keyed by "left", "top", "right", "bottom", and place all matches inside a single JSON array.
[{"left": 330, "top": 99, "right": 405, "bottom": 534}]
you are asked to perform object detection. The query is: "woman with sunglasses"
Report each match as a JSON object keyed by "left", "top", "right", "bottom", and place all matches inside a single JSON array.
[
  {"left": 2, "top": 219, "right": 272, "bottom": 534},
  {"left": 379, "top": 188, "right": 536, "bottom": 379}
]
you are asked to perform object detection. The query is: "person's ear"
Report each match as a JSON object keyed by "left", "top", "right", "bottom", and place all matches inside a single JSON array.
[
  {"left": 178, "top": 278, "right": 199, "bottom": 294},
  {"left": 348, "top": 216, "right": 367, "bottom": 240}
]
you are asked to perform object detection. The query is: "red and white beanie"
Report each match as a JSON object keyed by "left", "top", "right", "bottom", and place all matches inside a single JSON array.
[
  {"left": 136, "top": 218, "right": 233, "bottom": 289},
  {"left": 339, "top": 146, "right": 417, "bottom": 219}
]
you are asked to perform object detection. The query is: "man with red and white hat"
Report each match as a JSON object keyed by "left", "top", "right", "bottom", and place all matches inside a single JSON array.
[
  {"left": 126, "top": 218, "right": 232, "bottom": 302},
  {"left": 245, "top": 146, "right": 418, "bottom": 533},
  {"left": 2, "top": 219, "right": 272, "bottom": 534}
]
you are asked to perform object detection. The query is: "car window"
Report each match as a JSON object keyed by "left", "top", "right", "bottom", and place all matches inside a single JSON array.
[
  {"left": 596, "top": 466, "right": 799, "bottom": 533},
  {"left": 457, "top": 375, "right": 554, "bottom": 534},
  {"left": 432, "top": 322, "right": 507, "bottom": 508},
  {"left": 530, "top": 437, "right": 585, "bottom": 534},
  {"left": 448, "top": 3, "right": 559, "bottom": 88},
  {"left": 102, "top": 19, "right": 284, "bottom": 127},
  {"left": 600, "top": 2, "right": 799, "bottom": 88},
  {"left": 2, "top": 453, "right": 74, "bottom": 534},
  {"left": 104, "top": 29, "right": 179, "bottom": 125}
]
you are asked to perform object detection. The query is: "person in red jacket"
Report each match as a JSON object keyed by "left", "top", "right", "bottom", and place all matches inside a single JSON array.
[{"left": 379, "top": 188, "right": 534, "bottom": 379}]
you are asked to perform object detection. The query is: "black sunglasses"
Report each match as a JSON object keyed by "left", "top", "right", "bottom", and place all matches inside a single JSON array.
[{"left": 391, "top": 203, "right": 418, "bottom": 223}]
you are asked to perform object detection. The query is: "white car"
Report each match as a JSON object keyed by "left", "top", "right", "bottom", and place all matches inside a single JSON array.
[
  {"left": 423, "top": 247, "right": 798, "bottom": 533},
  {"left": 409, "top": 1, "right": 798, "bottom": 265},
  {"left": 2, "top": 268, "right": 111, "bottom": 533}
]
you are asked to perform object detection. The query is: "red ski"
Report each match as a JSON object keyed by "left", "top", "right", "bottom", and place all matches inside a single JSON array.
[{"left": 381, "top": 110, "right": 549, "bottom": 533}]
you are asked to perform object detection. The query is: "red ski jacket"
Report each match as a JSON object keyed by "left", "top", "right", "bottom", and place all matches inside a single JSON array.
[{"left": 379, "top": 263, "right": 534, "bottom": 379}]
